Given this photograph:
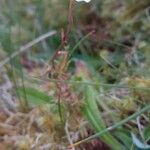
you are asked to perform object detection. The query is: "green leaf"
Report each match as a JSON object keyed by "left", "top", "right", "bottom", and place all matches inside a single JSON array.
[
  {"left": 114, "top": 130, "right": 132, "bottom": 149},
  {"left": 0, "top": 25, "right": 12, "bottom": 53},
  {"left": 144, "top": 125, "right": 150, "bottom": 141},
  {"left": 17, "top": 86, "right": 53, "bottom": 107},
  {"left": 81, "top": 84, "right": 125, "bottom": 150}
]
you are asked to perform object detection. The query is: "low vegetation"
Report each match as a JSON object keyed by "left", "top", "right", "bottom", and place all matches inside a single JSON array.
[{"left": 0, "top": 0, "right": 150, "bottom": 149}]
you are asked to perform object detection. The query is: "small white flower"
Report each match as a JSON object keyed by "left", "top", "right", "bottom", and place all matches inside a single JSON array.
[{"left": 75, "top": 0, "right": 91, "bottom": 3}]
